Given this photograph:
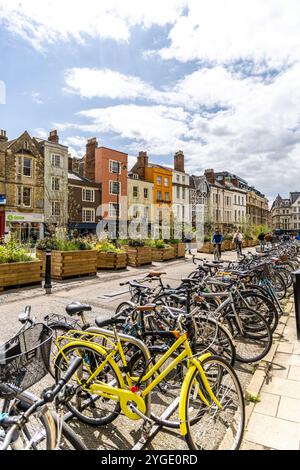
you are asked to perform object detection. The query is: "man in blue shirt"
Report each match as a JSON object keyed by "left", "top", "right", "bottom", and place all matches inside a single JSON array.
[{"left": 211, "top": 228, "right": 223, "bottom": 259}]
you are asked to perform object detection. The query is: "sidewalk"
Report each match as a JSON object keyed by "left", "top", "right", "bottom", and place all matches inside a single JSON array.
[{"left": 242, "top": 298, "right": 300, "bottom": 450}]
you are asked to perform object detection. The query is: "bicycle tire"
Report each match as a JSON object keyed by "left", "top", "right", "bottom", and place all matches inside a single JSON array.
[
  {"left": 55, "top": 343, "right": 121, "bottom": 427},
  {"left": 184, "top": 355, "right": 245, "bottom": 450}
]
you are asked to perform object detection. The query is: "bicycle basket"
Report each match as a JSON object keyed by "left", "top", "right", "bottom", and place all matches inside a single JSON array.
[{"left": 0, "top": 324, "right": 53, "bottom": 398}]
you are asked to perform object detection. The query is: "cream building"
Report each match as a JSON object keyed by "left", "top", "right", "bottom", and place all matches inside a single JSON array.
[{"left": 127, "top": 173, "right": 154, "bottom": 224}]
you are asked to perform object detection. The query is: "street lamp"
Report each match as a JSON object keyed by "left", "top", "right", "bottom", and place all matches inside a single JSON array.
[{"left": 115, "top": 163, "right": 127, "bottom": 243}]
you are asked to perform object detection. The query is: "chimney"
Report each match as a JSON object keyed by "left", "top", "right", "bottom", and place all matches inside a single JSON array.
[
  {"left": 174, "top": 150, "right": 185, "bottom": 172},
  {"left": 0, "top": 129, "right": 8, "bottom": 142},
  {"left": 135, "top": 151, "right": 148, "bottom": 179},
  {"left": 205, "top": 169, "right": 215, "bottom": 184},
  {"left": 84, "top": 137, "right": 98, "bottom": 181},
  {"left": 48, "top": 130, "right": 59, "bottom": 144},
  {"left": 68, "top": 156, "right": 73, "bottom": 172}
]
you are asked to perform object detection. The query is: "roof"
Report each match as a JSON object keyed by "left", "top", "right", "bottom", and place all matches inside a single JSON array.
[
  {"left": 68, "top": 171, "right": 101, "bottom": 188},
  {"left": 148, "top": 162, "right": 172, "bottom": 172},
  {"left": 290, "top": 192, "right": 300, "bottom": 204}
]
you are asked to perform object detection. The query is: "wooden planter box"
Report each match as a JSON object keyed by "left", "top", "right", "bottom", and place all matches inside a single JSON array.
[
  {"left": 97, "top": 252, "right": 127, "bottom": 270},
  {"left": 151, "top": 246, "right": 176, "bottom": 262},
  {"left": 37, "top": 250, "right": 97, "bottom": 280},
  {"left": 0, "top": 260, "right": 42, "bottom": 291},
  {"left": 198, "top": 241, "right": 214, "bottom": 254},
  {"left": 125, "top": 246, "right": 152, "bottom": 267},
  {"left": 172, "top": 243, "right": 186, "bottom": 258},
  {"left": 222, "top": 240, "right": 232, "bottom": 251}
]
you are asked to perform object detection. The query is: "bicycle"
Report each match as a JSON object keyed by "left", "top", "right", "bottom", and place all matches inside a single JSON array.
[
  {"left": 0, "top": 309, "right": 86, "bottom": 450},
  {"left": 213, "top": 243, "right": 221, "bottom": 261},
  {"left": 54, "top": 311, "right": 245, "bottom": 450}
]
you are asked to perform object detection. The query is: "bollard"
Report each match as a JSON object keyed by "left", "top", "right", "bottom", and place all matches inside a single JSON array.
[
  {"left": 293, "top": 269, "right": 300, "bottom": 340},
  {"left": 44, "top": 249, "right": 52, "bottom": 295}
]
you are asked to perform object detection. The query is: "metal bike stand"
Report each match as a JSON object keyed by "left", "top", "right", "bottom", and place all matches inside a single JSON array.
[
  {"left": 293, "top": 269, "right": 300, "bottom": 340},
  {"left": 132, "top": 397, "right": 180, "bottom": 450}
]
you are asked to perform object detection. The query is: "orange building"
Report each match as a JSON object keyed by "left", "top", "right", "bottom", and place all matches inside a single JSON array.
[{"left": 131, "top": 152, "right": 173, "bottom": 225}]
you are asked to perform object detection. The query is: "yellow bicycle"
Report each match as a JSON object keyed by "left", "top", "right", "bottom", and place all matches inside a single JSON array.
[{"left": 54, "top": 308, "right": 245, "bottom": 450}]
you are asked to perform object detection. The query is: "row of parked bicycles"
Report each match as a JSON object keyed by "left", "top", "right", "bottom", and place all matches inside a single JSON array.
[{"left": 0, "top": 242, "right": 298, "bottom": 451}]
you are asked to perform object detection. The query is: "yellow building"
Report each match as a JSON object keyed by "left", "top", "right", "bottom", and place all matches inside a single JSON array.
[{"left": 131, "top": 152, "right": 173, "bottom": 226}]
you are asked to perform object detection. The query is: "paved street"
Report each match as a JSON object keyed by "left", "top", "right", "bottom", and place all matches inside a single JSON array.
[{"left": 0, "top": 246, "right": 295, "bottom": 450}]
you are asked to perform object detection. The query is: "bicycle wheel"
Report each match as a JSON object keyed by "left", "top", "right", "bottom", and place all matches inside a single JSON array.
[
  {"left": 128, "top": 346, "right": 186, "bottom": 429},
  {"left": 55, "top": 343, "right": 121, "bottom": 426},
  {"left": 226, "top": 308, "right": 272, "bottom": 363},
  {"left": 193, "top": 315, "right": 236, "bottom": 366},
  {"left": 185, "top": 355, "right": 245, "bottom": 450},
  {"left": 271, "top": 271, "right": 287, "bottom": 300},
  {"left": 236, "top": 290, "right": 278, "bottom": 333}
]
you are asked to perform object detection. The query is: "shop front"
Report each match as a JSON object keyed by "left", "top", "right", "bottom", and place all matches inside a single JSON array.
[{"left": 5, "top": 211, "right": 44, "bottom": 243}]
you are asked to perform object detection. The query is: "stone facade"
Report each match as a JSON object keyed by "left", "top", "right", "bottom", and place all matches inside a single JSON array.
[
  {"left": 247, "top": 189, "right": 270, "bottom": 226},
  {"left": 0, "top": 130, "right": 44, "bottom": 241},
  {"left": 127, "top": 173, "right": 154, "bottom": 223}
]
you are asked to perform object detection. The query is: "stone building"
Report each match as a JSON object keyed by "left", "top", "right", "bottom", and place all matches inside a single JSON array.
[
  {"left": 246, "top": 188, "right": 270, "bottom": 226},
  {"left": 36, "top": 130, "right": 69, "bottom": 232},
  {"left": 0, "top": 129, "right": 44, "bottom": 242},
  {"left": 271, "top": 192, "right": 300, "bottom": 233}
]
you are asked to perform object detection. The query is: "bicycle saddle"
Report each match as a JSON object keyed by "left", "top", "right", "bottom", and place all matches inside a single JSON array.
[
  {"left": 148, "top": 271, "right": 167, "bottom": 277},
  {"left": 65, "top": 302, "right": 92, "bottom": 316},
  {"left": 95, "top": 315, "right": 125, "bottom": 328},
  {"left": 128, "top": 280, "right": 148, "bottom": 289}
]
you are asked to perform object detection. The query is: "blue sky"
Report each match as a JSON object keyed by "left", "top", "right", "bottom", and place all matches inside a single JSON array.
[{"left": 1, "top": 0, "right": 300, "bottom": 203}]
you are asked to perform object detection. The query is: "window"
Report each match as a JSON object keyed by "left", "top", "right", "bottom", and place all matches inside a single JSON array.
[
  {"left": 109, "top": 181, "right": 120, "bottom": 196},
  {"left": 144, "top": 207, "right": 149, "bottom": 220},
  {"left": 164, "top": 177, "right": 169, "bottom": 187},
  {"left": 22, "top": 187, "right": 31, "bottom": 207},
  {"left": 165, "top": 192, "right": 170, "bottom": 202},
  {"left": 109, "top": 203, "right": 120, "bottom": 218},
  {"left": 23, "top": 141, "right": 29, "bottom": 150},
  {"left": 51, "top": 177, "right": 60, "bottom": 191},
  {"left": 133, "top": 186, "right": 138, "bottom": 198},
  {"left": 234, "top": 195, "right": 237, "bottom": 205},
  {"left": 51, "top": 154, "right": 61, "bottom": 167},
  {"left": 144, "top": 188, "right": 149, "bottom": 199},
  {"left": 182, "top": 187, "right": 185, "bottom": 199},
  {"left": 82, "top": 188, "right": 95, "bottom": 202},
  {"left": 157, "top": 190, "right": 162, "bottom": 201},
  {"left": 182, "top": 176, "right": 185, "bottom": 184},
  {"left": 176, "top": 186, "right": 180, "bottom": 199},
  {"left": 83, "top": 208, "right": 95, "bottom": 222},
  {"left": 51, "top": 201, "right": 60, "bottom": 216},
  {"left": 109, "top": 160, "right": 120, "bottom": 174},
  {"left": 17, "top": 187, "right": 22, "bottom": 207},
  {"left": 176, "top": 174, "right": 180, "bottom": 182},
  {"left": 17, "top": 157, "right": 22, "bottom": 176},
  {"left": 23, "top": 158, "right": 32, "bottom": 177},
  {"left": 157, "top": 176, "right": 162, "bottom": 185}
]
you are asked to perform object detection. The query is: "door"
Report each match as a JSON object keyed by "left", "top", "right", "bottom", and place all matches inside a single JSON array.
[{"left": 0, "top": 211, "right": 4, "bottom": 240}]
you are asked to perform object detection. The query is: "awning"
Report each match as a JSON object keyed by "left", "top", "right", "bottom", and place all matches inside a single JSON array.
[{"left": 68, "top": 223, "right": 97, "bottom": 230}]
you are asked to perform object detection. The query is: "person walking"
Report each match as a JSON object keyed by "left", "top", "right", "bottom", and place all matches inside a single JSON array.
[
  {"left": 264, "top": 232, "right": 272, "bottom": 249},
  {"left": 184, "top": 229, "right": 194, "bottom": 255},
  {"left": 211, "top": 228, "right": 223, "bottom": 260},
  {"left": 233, "top": 228, "right": 243, "bottom": 257},
  {"left": 258, "top": 232, "right": 266, "bottom": 252}
]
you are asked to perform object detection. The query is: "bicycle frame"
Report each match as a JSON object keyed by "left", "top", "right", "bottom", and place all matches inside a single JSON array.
[{"left": 55, "top": 327, "right": 222, "bottom": 435}]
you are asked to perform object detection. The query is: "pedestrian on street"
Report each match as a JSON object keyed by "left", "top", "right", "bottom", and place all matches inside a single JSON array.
[
  {"left": 184, "top": 230, "right": 193, "bottom": 255},
  {"left": 211, "top": 228, "right": 223, "bottom": 259},
  {"left": 258, "top": 232, "right": 266, "bottom": 252},
  {"left": 264, "top": 232, "right": 272, "bottom": 248},
  {"left": 233, "top": 228, "right": 243, "bottom": 257}
]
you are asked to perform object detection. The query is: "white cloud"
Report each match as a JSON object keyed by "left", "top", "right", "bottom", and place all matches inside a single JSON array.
[
  {"left": 31, "top": 92, "right": 43, "bottom": 104},
  {"left": 34, "top": 128, "right": 47, "bottom": 139},
  {"left": 64, "top": 68, "right": 158, "bottom": 101},
  {"left": 157, "top": 0, "right": 300, "bottom": 68},
  {"left": 0, "top": 0, "right": 187, "bottom": 50},
  {"left": 57, "top": 60, "right": 300, "bottom": 200}
]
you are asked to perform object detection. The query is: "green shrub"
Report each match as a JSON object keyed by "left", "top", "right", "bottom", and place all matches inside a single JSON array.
[
  {"left": 96, "top": 241, "right": 124, "bottom": 254},
  {"left": 0, "top": 242, "right": 36, "bottom": 264},
  {"left": 36, "top": 237, "right": 93, "bottom": 252}
]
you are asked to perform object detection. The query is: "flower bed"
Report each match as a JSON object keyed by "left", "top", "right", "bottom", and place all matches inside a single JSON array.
[
  {"left": 0, "top": 242, "right": 42, "bottom": 291},
  {"left": 96, "top": 241, "right": 127, "bottom": 270}
]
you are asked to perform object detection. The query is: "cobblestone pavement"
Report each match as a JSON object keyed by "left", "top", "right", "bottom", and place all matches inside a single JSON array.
[{"left": 0, "top": 249, "right": 265, "bottom": 450}]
